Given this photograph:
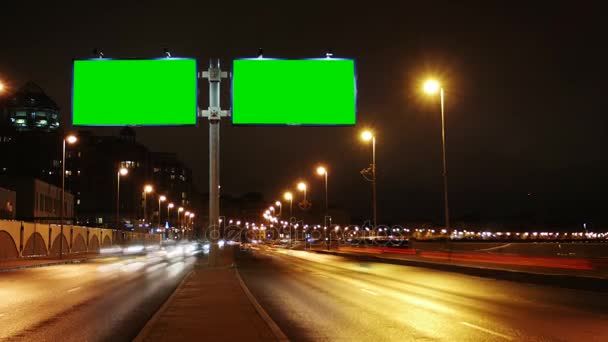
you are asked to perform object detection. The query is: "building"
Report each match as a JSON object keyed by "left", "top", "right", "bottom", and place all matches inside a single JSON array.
[
  {"left": 67, "top": 128, "right": 152, "bottom": 228},
  {"left": 0, "top": 176, "right": 74, "bottom": 222},
  {"left": 0, "top": 82, "right": 60, "bottom": 132},
  {"left": 0, "top": 82, "right": 64, "bottom": 191}
]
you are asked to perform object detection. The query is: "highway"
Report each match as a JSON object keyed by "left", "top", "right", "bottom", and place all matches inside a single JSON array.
[
  {"left": 0, "top": 248, "right": 198, "bottom": 341},
  {"left": 237, "top": 247, "right": 608, "bottom": 341}
]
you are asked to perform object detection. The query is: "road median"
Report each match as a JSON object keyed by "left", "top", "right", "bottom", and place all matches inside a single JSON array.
[{"left": 312, "top": 248, "right": 608, "bottom": 292}]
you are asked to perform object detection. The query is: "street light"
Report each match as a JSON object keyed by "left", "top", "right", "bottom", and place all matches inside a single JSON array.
[
  {"left": 0, "top": 81, "right": 5, "bottom": 93},
  {"left": 275, "top": 201, "right": 282, "bottom": 217},
  {"left": 283, "top": 192, "right": 293, "bottom": 218},
  {"left": 116, "top": 167, "right": 128, "bottom": 231},
  {"left": 316, "top": 165, "right": 330, "bottom": 250},
  {"left": 143, "top": 184, "right": 153, "bottom": 226},
  {"left": 167, "top": 202, "right": 174, "bottom": 218},
  {"left": 316, "top": 166, "right": 329, "bottom": 214},
  {"left": 297, "top": 182, "right": 307, "bottom": 201},
  {"left": 423, "top": 78, "right": 450, "bottom": 231},
  {"left": 158, "top": 195, "right": 166, "bottom": 231},
  {"left": 59, "top": 134, "right": 77, "bottom": 258},
  {"left": 177, "top": 207, "right": 184, "bottom": 239},
  {"left": 167, "top": 202, "right": 174, "bottom": 235},
  {"left": 360, "top": 130, "right": 377, "bottom": 230}
]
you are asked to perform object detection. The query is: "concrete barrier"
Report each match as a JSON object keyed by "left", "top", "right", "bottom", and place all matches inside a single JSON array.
[{"left": 0, "top": 219, "right": 161, "bottom": 260}]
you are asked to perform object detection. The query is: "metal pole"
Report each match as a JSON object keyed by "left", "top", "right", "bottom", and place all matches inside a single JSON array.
[
  {"left": 325, "top": 172, "right": 329, "bottom": 250},
  {"left": 440, "top": 88, "right": 450, "bottom": 232},
  {"left": 143, "top": 191, "right": 147, "bottom": 228},
  {"left": 116, "top": 171, "right": 120, "bottom": 230},
  {"left": 324, "top": 172, "right": 328, "bottom": 214},
  {"left": 372, "top": 137, "right": 377, "bottom": 231},
  {"left": 289, "top": 198, "right": 293, "bottom": 247},
  {"left": 158, "top": 198, "right": 161, "bottom": 231},
  {"left": 208, "top": 58, "right": 221, "bottom": 265},
  {"left": 60, "top": 139, "right": 65, "bottom": 259}
]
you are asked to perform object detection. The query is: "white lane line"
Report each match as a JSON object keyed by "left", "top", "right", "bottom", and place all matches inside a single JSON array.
[
  {"left": 360, "top": 288, "right": 379, "bottom": 296},
  {"left": 67, "top": 286, "right": 81, "bottom": 293},
  {"left": 460, "top": 322, "right": 512, "bottom": 340}
]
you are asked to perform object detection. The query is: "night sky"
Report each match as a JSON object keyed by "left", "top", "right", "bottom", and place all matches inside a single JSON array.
[{"left": 1, "top": 2, "right": 606, "bottom": 228}]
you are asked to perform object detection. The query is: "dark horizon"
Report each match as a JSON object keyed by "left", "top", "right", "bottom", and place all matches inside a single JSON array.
[{"left": 1, "top": 2, "right": 606, "bottom": 228}]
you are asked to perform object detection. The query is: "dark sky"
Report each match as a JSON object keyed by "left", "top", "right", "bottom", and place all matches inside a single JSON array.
[{"left": 1, "top": 1, "right": 606, "bottom": 227}]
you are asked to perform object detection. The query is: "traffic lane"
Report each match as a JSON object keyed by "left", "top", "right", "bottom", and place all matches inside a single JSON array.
[
  {"left": 0, "top": 250, "right": 199, "bottom": 341},
  {"left": 237, "top": 248, "right": 608, "bottom": 341}
]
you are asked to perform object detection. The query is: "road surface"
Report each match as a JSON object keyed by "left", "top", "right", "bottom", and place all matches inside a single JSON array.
[
  {"left": 0, "top": 251, "right": 197, "bottom": 341},
  {"left": 237, "top": 246, "right": 608, "bottom": 341}
]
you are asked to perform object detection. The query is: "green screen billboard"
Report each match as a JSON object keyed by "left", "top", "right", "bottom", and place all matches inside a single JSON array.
[
  {"left": 72, "top": 58, "right": 198, "bottom": 126},
  {"left": 232, "top": 58, "right": 356, "bottom": 125}
]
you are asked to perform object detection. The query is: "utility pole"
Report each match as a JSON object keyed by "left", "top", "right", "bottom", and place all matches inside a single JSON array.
[{"left": 202, "top": 59, "right": 229, "bottom": 266}]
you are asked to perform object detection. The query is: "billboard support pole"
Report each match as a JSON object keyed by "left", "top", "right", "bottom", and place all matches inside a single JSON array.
[{"left": 202, "top": 59, "right": 229, "bottom": 266}]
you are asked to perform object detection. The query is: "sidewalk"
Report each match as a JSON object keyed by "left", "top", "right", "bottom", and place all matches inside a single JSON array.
[
  {"left": 135, "top": 249, "right": 287, "bottom": 342},
  {"left": 0, "top": 253, "right": 103, "bottom": 272}
]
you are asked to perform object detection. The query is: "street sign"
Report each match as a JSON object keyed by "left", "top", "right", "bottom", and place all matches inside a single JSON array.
[
  {"left": 232, "top": 58, "right": 356, "bottom": 125},
  {"left": 72, "top": 58, "right": 198, "bottom": 126}
]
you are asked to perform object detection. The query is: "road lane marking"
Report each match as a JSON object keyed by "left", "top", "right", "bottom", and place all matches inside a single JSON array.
[
  {"left": 360, "top": 288, "right": 379, "bottom": 296},
  {"left": 0, "top": 313, "right": 5, "bottom": 318},
  {"left": 460, "top": 322, "right": 512, "bottom": 340},
  {"left": 67, "top": 287, "right": 81, "bottom": 293}
]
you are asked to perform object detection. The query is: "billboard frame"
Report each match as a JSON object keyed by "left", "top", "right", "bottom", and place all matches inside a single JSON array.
[
  {"left": 71, "top": 57, "right": 199, "bottom": 127},
  {"left": 230, "top": 57, "right": 358, "bottom": 127}
]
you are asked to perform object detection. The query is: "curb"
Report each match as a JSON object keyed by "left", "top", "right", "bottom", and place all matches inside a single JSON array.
[
  {"left": 235, "top": 266, "right": 290, "bottom": 341},
  {"left": 313, "top": 250, "right": 608, "bottom": 292},
  {"left": 133, "top": 269, "right": 195, "bottom": 342}
]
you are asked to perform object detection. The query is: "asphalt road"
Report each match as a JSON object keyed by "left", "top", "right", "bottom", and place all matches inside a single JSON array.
[
  {"left": 0, "top": 251, "right": 198, "bottom": 341},
  {"left": 237, "top": 247, "right": 608, "bottom": 342}
]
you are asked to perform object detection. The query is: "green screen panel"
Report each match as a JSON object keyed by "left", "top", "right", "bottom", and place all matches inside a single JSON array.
[
  {"left": 72, "top": 58, "right": 197, "bottom": 126},
  {"left": 232, "top": 59, "right": 356, "bottom": 125}
]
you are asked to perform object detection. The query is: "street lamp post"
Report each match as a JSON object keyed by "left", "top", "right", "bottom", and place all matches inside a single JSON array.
[
  {"left": 158, "top": 195, "right": 166, "bottom": 231},
  {"left": 284, "top": 192, "right": 293, "bottom": 247},
  {"left": 316, "top": 166, "right": 330, "bottom": 250},
  {"left": 275, "top": 201, "right": 282, "bottom": 217},
  {"left": 60, "top": 135, "right": 77, "bottom": 258},
  {"left": 177, "top": 207, "right": 184, "bottom": 239},
  {"left": 167, "top": 202, "right": 174, "bottom": 239},
  {"left": 116, "top": 167, "right": 128, "bottom": 230},
  {"left": 424, "top": 79, "right": 450, "bottom": 231},
  {"left": 297, "top": 182, "right": 307, "bottom": 202},
  {"left": 143, "top": 184, "right": 153, "bottom": 229},
  {"left": 361, "top": 131, "right": 377, "bottom": 231}
]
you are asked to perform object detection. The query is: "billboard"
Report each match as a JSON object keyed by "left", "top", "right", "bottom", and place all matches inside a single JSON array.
[
  {"left": 232, "top": 58, "right": 356, "bottom": 125},
  {"left": 72, "top": 58, "right": 197, "bottom": 126}
]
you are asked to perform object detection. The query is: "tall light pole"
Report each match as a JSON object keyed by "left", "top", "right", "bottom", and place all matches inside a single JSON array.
[
  {"left": 167, "top": 202, "right": 174, "bottom": 239},
  {"left": 0, "top": 81, "right": 5, "bottom": 93},
  {"left": 316, "top": 166, "right": 329, "bottom": 249},
  {"left": 158, "top": 195, "right": 166, "bottom": 231},
  {"left": 143, "top": 184, "right": 153, "bottom": 227},
  {"left": 297, "top": 182, "right": 307, "bottom": 202},
  {"left": 167, "top": 202, "right": 174, "bottom": 225},
  {"left": 316, "top": 166, "right": 329, "bottom": 214},
  {"left": 361, "top": 130, "right": 377, "bottom": 230},
  {"left": 424, "top": 79, "right": 450, "bottom": 231},
  {"left": 275, "top": 201, "right": 282, "bottom": 217},
  {"left": 116, "top": 167, "right": 128, "bottom": 230},
  {"left": 60, "top": 134, "right": 77, "bottom": 258},
  {"left": 284, "top": 192, "right": 293, "bottom": 247},
  {"left": 177, "top": 207, "right": 184, "bottom": 238}
]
